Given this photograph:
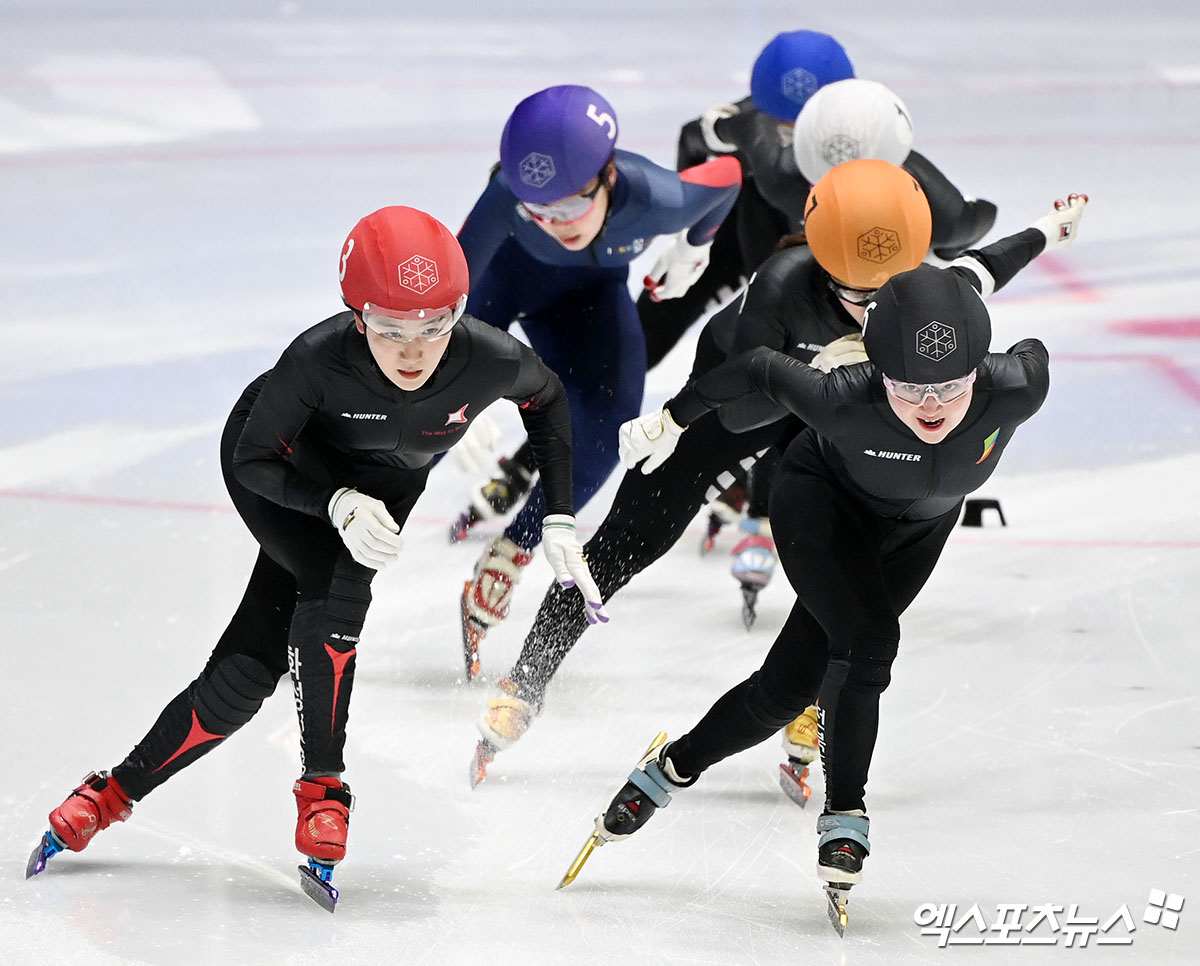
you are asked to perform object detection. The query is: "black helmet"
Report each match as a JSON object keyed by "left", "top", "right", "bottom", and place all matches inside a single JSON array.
[{"left": 862, "top": 265, "right": 991, "bottom": 383}]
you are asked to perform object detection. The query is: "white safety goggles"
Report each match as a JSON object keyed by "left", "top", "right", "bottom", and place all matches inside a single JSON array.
[
  {"left": 361, "top": 295, "right": 467, "bottom": 343},
  {"left": 882, "top": 370, "right": 977, "bottom": 404}
]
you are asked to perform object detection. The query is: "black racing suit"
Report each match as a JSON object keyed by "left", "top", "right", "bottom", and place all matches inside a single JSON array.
[
  {"left": 639, "top": 96, "right": 999, "bottom": 368},
  {"left": 661, "top": 337, "right": 1050, "bottom": 814},
  {"left": 112, "top": 314, "right": 572, "bottom": 798},
  {"left": 503, "top": 229, "right": 1048, "bottom": 715}
]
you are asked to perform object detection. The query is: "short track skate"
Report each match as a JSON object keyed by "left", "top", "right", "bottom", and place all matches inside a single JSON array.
[
  {"left": 557, "top": 732, "right": 669, "bottom": 889},
  {"left": 777, "top": 760, "right": 812, "bottom": 808},
  {"left": 298, "top": 859, "right": 339, "bottom": 912},
  {"left": 25, "top": 830, "right": 67, "bottom": 878},
  {"left": 825, "top": 881, "right": 852, "bottom": 936},
  {"left": 469, "top": 739, "right": 497, "bottom": 788}
]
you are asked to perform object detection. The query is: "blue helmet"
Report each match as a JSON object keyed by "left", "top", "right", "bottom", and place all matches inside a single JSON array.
[
  {"left": 750, "top": 30, "right": 855, "bottom": 122},
  {"left": 499, "top": 85, "right": 618, "bottom": 205}
]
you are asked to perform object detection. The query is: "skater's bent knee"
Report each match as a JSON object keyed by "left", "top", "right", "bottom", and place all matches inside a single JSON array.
[
  {"left": 194, "top": 654, "right": 279, "bottom": 734},
  {"left": 845, "top": 654, "right": 896, "bottom": 693},
  {"left": 746, "top": 673, "right": 817, "bottom": 730}
]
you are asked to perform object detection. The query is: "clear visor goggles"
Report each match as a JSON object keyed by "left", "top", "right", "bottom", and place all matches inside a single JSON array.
[
  {"left": 883, "top": 369, "right": 977, "bottom": 404},
  {"left": 520, "top": 174, "right": 606, "bottom": 225},
  {"left": 361, "top": 294, "right": 467, "bottom": 343}
]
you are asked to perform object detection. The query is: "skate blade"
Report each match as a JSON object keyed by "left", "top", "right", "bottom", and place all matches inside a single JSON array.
[
  {"left": 825, "top": 884, "right": 851, "bottom": 937},
  {"left": 298, "top": 862, "right": 338, "bottom": 913},
  {"left": 470, "top": 740, "right": 497, "bottom": 788},
  {"left": 459, "top": 581, "right": 483, "bottom": 680},
  {"left": 556, "top": 830, "right": 604, "bottom": 890},
  {"left": 777, "top": 762, "right": 812, "bottom": 808},
  {"left": 740, "top": 584, "right": 758, "bottom": 630},
  {"left": 26, "top": 830, "right": 65, "bottom": 879},
  {"left": 558, "top": 732, "right": 668, "bottom": 889}
]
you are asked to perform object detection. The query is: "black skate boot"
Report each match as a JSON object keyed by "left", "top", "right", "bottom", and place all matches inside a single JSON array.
[
  {"left": 597, "top": 739, "right": 695, "bottom": 841},
  {"left": 450, "top": 453, "right": 535, "bottom": 543},
  {"left": 558, "top": 733, "right": 696, "bottom": 888},
  {"left": 817, "top": 812, "right": 871, "bottom": 936}
]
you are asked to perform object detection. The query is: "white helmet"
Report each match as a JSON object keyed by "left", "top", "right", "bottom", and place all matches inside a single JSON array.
[{"left": 792, "top": 78, "right": 915, "bottom": 184}]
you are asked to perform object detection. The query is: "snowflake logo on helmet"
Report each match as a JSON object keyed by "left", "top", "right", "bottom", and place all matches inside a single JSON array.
[
  {"left": 781, "top": 67, "right": 819, "bottom": 107},
  {"left": 915, "top": 321, "right": 958, "bottom": 361},
  {"left": 858, "top": 227, "right": 902, "bottom": 264},
  {"left": 519, "top": 151, "right": 557, "bottom": 188},
  {"left": 398, "top": 254, "right": 439, "bottom": 294},
  {"left": 821, "top": 134, "right": 862, "bottom": 168}
]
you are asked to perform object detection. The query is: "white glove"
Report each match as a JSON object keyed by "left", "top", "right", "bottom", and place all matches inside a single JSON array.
[
  {"left": 643, "top": 231, "right": 713, "bottom": 301},
  {"left": 1031, "top": 193, "right": 1088, "bottom": 251},
  {"left": 809, "top": 333, "right": 869, "bottom": 373},
  {"left": 618, "top": 408, "right": 686, "bottom": 474},
  {"left": 450, "top": 412, "right": 504, "bottom": 475},
  {"left": 700, "top": 102, "right": 740, "bottom": 154},
  {"left": 328, "top": 487, "right": 403, "bottom": 570},
  {"left": 541, "top": 514, "right": 609, "bottom": 625}
]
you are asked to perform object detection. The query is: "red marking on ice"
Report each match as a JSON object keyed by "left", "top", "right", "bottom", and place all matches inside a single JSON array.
[
  {"left": 0, "top": 489, "right": 236, "bottom": 513},
  {"left": 3, "top": 488, "right": 1197, "bottom": 547},
  {"left": 0, "top": 487, "right": 572, "bottom": 530},
  {"left": 954, "top": 535, "right": 1200, "bottom": 549},
  {"left": 1108, "top": 318, "right": 1200, "bottom": 339},
  {"left": 1055, "top": 352, "right": 1200, "bottom": 406},
  {"left": 1035, "top": 253, "right": 1101, "bottom": 302}
]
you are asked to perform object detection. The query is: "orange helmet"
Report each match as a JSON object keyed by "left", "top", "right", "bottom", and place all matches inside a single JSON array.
[{"left": 802, "top": 158, "right": 932, "bottom": 291}]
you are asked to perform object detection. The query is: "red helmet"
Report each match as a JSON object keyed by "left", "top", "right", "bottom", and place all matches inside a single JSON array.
[{"left": 339, "top": 207, "right": 469, "bottom": 327}]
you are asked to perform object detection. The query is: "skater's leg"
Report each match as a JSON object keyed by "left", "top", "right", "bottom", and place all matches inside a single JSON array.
[
  {"left": 505, "top": 413, "right": 788, "bottom": 705},
  {"left": 666, "top": 598, "right": 829, "bottom": 777},
  {"left": 813, "top": 507, "right": 959, "bottom": 812},
  {"left": 503, "top": 277, "right": 647, "bottom": 550},
  {"left": 111, "top": 550, "right": 293, "bottom": 799}
]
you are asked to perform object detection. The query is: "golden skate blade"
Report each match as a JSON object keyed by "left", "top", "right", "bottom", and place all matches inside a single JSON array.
[
  {"left": 826, "top": 885, "right": 850, "bottom": 937},
  {"left": 556, "top": 830, "right": 604, "bottom": 890},
  {"left": 642, "top": 731, "right": 668, "bottom": 758}
]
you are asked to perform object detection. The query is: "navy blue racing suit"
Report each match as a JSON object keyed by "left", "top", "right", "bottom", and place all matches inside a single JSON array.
[{"left": 458, "top": 149, "right": 740, "bottom": 549}]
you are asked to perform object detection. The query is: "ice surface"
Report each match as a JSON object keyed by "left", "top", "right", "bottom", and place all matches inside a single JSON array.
[{"left": 2, "top": 2, "right": 1198, "bottom": 964}]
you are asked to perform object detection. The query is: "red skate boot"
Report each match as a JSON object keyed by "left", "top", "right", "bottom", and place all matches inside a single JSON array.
[
  {"left": 293, "top": 776, "right": 353, "bottom": 912},
  {"left": 28, "top": 770, "right": 134, "bottom": 877}
]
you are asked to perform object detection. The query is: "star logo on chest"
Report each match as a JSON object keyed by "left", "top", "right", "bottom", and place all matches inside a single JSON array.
[{"left": 446, "top": 404, "right": 469, "bottom": 426}]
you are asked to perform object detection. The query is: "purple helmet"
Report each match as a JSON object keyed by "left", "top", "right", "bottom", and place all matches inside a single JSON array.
[
  {"left": 499, "top": 85, "right": 618, "bottom": 205},
  {"left": 750, "top": 30, "right": 855, "bottom": 123}
]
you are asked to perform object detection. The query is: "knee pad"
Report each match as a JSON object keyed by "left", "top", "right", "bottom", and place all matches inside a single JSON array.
[
  {"left": 194, "top": 654, "right": 280, "bottom": 734},
  {"left": 846, "top": 640, "right": 899, "bottom": 693},
  {"left": 320, "top": 570, "right": 373, "bottom": 641},
  {"left": 745, "top": 670, "right": 817, "bottom": 732}
]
